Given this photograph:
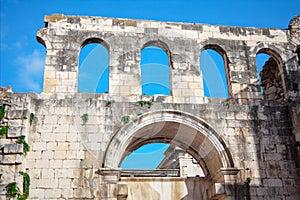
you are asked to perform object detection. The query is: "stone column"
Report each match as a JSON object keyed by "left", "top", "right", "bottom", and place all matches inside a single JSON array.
[
  {"left": 208, "top": 168, "right": 240, "bottom": 200},
  {"left": 171, "top": 50, "right": 204, "bottom": 104},
  {"left": 96, "top": 168, "right": 128, "bottom": 200},
  {"left": 109, "top": 38, "right": 141, "bottom": 97},
  {"left": 37, "top": 28, "right": 79, "bottom": 96}
]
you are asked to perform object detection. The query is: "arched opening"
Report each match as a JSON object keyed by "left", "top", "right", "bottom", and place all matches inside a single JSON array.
[
  {"left": 256, "top": 53, "right": 271, "bottom": 93},
  {"left": 140, "top": 42, "right": 171, "bottom": 96},
  {"left": 103, "top": 111, "right": 237, "bottom": 200},
  {"left": 256, "top": 48, "right": 285, "bottom": 100},
  {"left": 200, "top": 46, "right": 230, "bottom": 98},
  {"left": 78, "top": 39, "right": 109, "bottom": 93},
  {"left": 104, "top": 110, "right": 234, "bottom": 174}
]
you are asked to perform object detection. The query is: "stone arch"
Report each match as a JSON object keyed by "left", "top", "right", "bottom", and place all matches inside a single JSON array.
[
  {"left": 80, "top": 37, "right": 110, "bottom": 51},
  {"left": 103, "top": 110, "right": 234, "bottom": 177},
  {"left": 200, "top": 44, "right": 232, "bottom": 97},
  {"left": 254, "top": 45, "right": 288, "bottom": 99},
  {"left": 141, "top": 40, "right": 173, "bottom": 68}
]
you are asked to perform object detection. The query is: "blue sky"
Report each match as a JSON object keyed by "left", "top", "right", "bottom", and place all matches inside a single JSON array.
[{"left": 1, "top": 0, "right": 299, "bottom": 169}]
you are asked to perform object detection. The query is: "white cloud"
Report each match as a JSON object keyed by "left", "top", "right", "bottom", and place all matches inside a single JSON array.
[{"left": 17, "top": 50, "right": 45, "bottom": 92}]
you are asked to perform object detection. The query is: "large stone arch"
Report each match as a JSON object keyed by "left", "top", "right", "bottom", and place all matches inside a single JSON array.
[{"left": 103, "top": 110, "right": 234, "bottom": 177}]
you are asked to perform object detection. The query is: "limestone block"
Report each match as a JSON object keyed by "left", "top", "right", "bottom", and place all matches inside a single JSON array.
[
  {"left": 268, "top": 179, "right": 283, "bottom": 187},
  {"left": 0, "top": 154, "right": 23, "bottom": 164},
  {"left": 56, "top": 85, "right": 67, "bottom": 93},
  {"left": 56, "top": 71, "right": 69, "bottom": 79},
  {"left": 68, "top": 142, "right": 80, "bottom": 150},
  {"left": 61, "top": 188, "right": 74, "bottom": 198},
  {"left": 30, "top": 189, "right": 45, "bottom": 199},
  {"left": 62, "top": 160, "right": 79, "bottom": 168},
  {"left": 44, "top": 70, "right": 56, "bottom": 79},
  {"left": 50, "top": 160, "right": 63, "bottom": 168},
  {"left": 66, "top": 133, "right": 79, "bottom": 142},
  {"left": 32, "top": 142, "right": 47, "bottom": 151},
  {"left": 55, "top": 169, "right": 75, "bottom": 178},
  {"left": 44, "top": 189, "right": 62, "bottom": 198},
  {"left": 68, "top": 71, "right": 77, "bottom": 79},
  {"left": 29, "top": 169, "right": 42, "bottom": 179},
  {"left": 65, "top": 151, "right": 78, "bottom": 159},
  {"left": 53, "top": 124, "right": 69, "bottom": 133},
  {"left": 176, "top": 82, "right": 188, "bottom": 89},
  {"left": 41, "top": 132, "right": 55, "bottom": 142},
  {"left": 7, "top": 126, "right": 26, "bottom": 137},
  {"left": 46, "top": 142, "right": 57, "bottom": 150},
  {"left": 58, "top": 178, "right": 72, "bottom": 188},
  {"left": 67, "top": 85, "right": 77, "bottom": 93},
  {"left": 42, "top": 169, "right": 55, "bottom": 179},
  {"left": 3, "top": 143, "right": 23, "bottom": 154},
  {"left": 27, "top": 150, "right": 42, "bottom": 160},
  {"left": 42, "top": 150, "right": 54, "bottom": 159},
  {"left": 8, "top": 119, "right": 23, "bottom": 127},
  {"left": 55, "top": 133, "right": 67, "bottom": 141},
  {"left": 7, "top": 109, "right": 29, "bottom": 119},
  {"left": 188, "top": 82, "right": 201, "bottom": 89},
  {"left": 55, "top": 142, "right": 70, "bottom": 151},
  {"left": 35, "top": 160, "right": 50, "bottom": 168},
  {"left": 44, "top": 115, "right": 58, "bottom": 124}
]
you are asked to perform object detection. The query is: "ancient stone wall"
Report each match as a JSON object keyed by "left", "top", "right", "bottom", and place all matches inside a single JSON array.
[{"left": 0, "top": 14, "right": 299, "bottom": 199}]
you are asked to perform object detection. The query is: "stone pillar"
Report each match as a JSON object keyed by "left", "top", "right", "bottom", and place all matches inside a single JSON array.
[
  {"left": 37, "top": 27, "right": 79, "bottom": 96},
  {"left": 109, "top": 40, "right": 141, "bottom": 97},
  {"left": 208, "top": 168, "right": 240, "bottom": 200},
  {"left": 96, "top": 168, "right": 128, "bottom": 200},
  {"left": 172, "top": 51, "right": 204, "bottom": 104}
]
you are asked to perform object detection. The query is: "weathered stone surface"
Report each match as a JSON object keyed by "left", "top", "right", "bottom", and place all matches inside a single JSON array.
[
  {"left": 0, "top": 14, "right": 300, "bottom": 200},
  {"left": 7, "top": 126, "right": 26, "bottom": 137},
  {"left": 3, "top": 143, "right": 23, "bottom": 154}
]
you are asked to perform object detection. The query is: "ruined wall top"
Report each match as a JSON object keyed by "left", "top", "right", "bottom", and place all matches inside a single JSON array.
[
  {"left": 42, "top": 14, "right": 288, "bottom": 42},
  {"left": 37, "top": 14, "right": 299, "bottom": 102}
]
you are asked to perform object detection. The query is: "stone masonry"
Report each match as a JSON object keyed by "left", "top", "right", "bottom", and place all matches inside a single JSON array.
[{"left": 0, "top": 14, "right": 300, "bottom": 199}]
